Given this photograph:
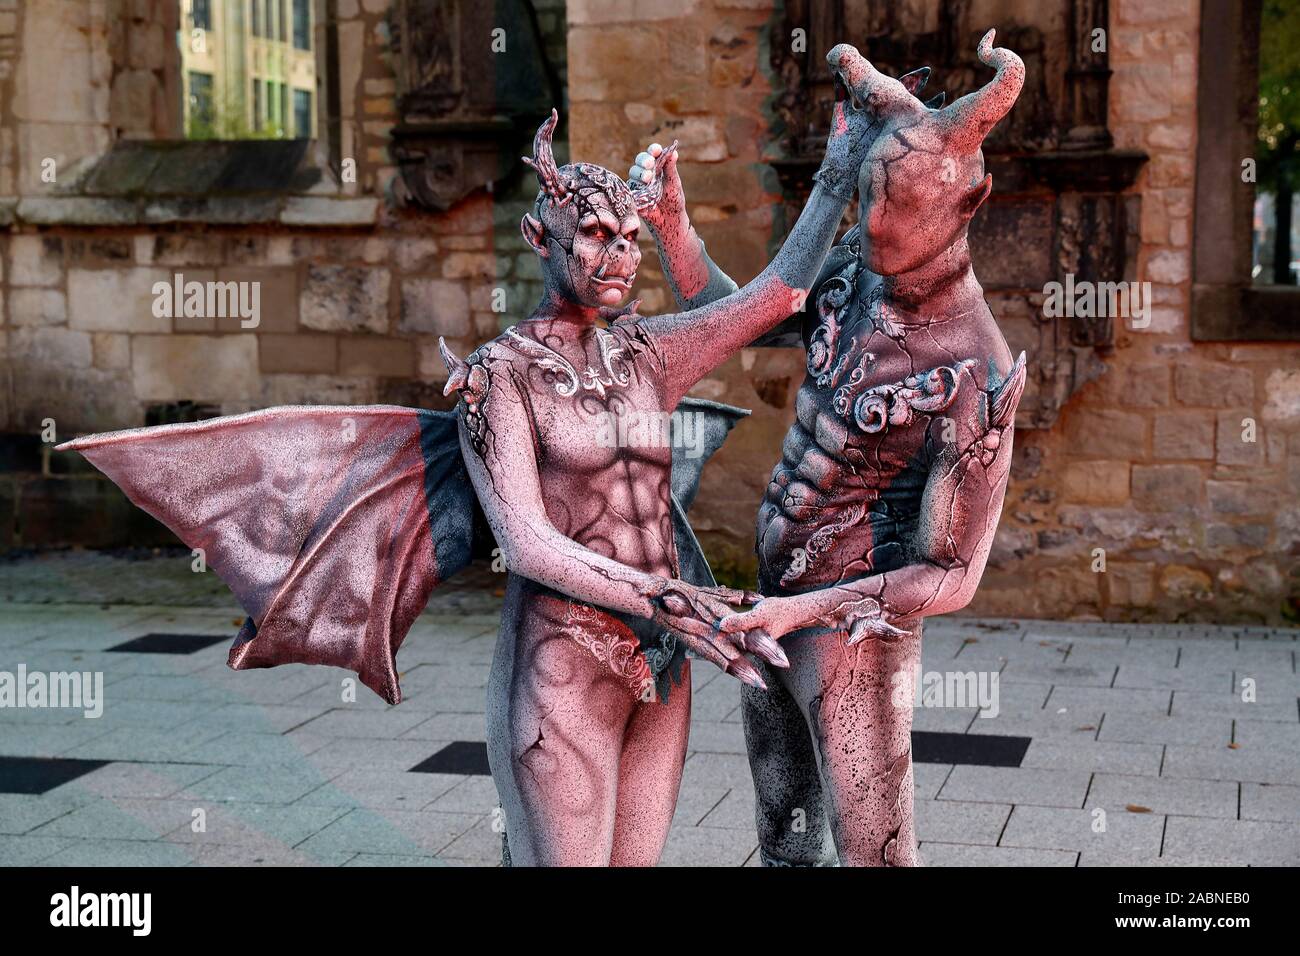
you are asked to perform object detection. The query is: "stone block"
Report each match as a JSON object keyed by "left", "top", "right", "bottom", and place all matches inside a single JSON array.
[
  {"left": 301, "top": 265, "right": 389, "bottom": 334},
  {"left": 1064, "top": 408, "right": 1148, "bottom": 458},
  {"left": 1215, "top": 410, "right": 1263, "bottom": 465},
  {"left": 9, "top": 235, "right": 64, "bottom": 286},
  {"left": 131, "top": 334, "right": 259, "bottom": 402},
  {"left": 1061, "top": 460, "right": 1130, "bottom": 504},
  {"left": 1175, "top": 362, "right": 1254, "bottom": 407},
  {"left": 259, "top": 334, "right": 337, "bottom": 374},
  {"left": 10, "top": 289, "right": 67, "bottom": 326},
  {"left": 215, "top": 267, "right": 299, "bottom": 333},
  {"left": 338, "top": 338, "right": 416, "bottom": 377},
  {"left": 1152, "top": 410, "right": 1213, "bottom": 459},
  {"left": 68, "top": 268, "right": 172, "bottom": 333},
  {"left": 399, "top": 279, "right": 471, "bottom": 336},
  {"left": 1131, "top": 464, "right": 1202, "bottom": 509}
]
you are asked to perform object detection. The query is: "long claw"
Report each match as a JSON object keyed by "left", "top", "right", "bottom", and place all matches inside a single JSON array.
[
  {"left": 747, "top": 630, "right": 788, "bottom": 668},
  {"left": 726, "top": 657, "right": 767, "bottom": 690}
]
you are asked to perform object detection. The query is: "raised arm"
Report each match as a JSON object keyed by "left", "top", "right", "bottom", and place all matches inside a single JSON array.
[
  {"left": 443, "top": 342, "right": 782, "bottom": 684},
  {"left": 629, "top": 144, "right": 738, "bottom": 311},
  {"left": 631, "top": 52, "right": 876, "bottom": 406},
  {"left": 721, "top": 355, "right": 1027, "bottom": 644}
]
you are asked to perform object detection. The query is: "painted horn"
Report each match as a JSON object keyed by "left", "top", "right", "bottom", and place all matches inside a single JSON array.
[
  {"left": 938, "top": 29, "right": 1025, "bottom": 154},
  {"left": 521, "top": 108, "right": 572, "bottom": 205}
]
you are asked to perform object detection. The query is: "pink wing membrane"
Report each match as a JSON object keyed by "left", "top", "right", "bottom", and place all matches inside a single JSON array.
[{"left": 59, "top": 406, "right": 446, "bottom": 704}]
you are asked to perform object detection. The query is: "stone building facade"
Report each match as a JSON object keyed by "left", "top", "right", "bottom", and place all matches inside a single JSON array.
[{"left": 0, "top": 0, "right": 1296, "bottom": 624}]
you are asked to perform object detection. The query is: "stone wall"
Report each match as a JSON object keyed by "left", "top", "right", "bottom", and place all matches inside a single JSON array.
[
  {"left": 562, "top": 0, "right": 1299, "bottom": 624},
  {"left": 1, "top": 0, "right": 1296, "bottom": 623},
  {"left": 0, "top": 0, "right": 562, "bottom": 544},
  {"left": 972, "top": 0, "right": 1300, "bottom": 624}
]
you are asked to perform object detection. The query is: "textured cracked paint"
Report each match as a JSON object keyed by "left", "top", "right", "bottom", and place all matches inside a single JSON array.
[
  {"left": 439, "top": 99, "right": 876, "bottom": 864},
  {"left": 651, "top": 33, "right": 1028, "bottom": 865}
]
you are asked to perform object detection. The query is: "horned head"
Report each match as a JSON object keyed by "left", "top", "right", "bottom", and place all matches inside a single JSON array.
[
  {"left": 823, "top": 31, "right": 1024, "bottom": 276},
  {"left": 519, "top": 110, "right": 645, "bottom": 309},
  {"left": 828, "top": 29, "right": 1023, "bottom": 153},
  {"left": 936, "top": 29, "right": 1024, "bottom": 154}
]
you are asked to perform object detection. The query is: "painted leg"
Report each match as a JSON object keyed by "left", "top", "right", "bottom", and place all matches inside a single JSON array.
[
  {"left": 782, "top": 624, "right": 923, "bottom": 867},
  {"left": 608, "top": 664, "right": 692, "bottom": 866},
  {"left": 740, "top": 658, "right": 836, "bottom": 866},
  {"left": 486, "top": 589, "right": 634, "bottom": 866}
]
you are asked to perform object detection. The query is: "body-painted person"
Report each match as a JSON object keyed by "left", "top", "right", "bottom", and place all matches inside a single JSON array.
[
  {"left": 439, "top": 57, "right": 880, "bottom": 863},
  {"left": 635, "top": 31, "right": 1027, "bottom": 866},
  {"left": 59, "top": 46, "right": 876, "bottom": 868}
]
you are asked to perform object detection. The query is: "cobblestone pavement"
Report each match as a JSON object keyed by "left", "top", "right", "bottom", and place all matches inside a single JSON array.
[{"left": 0, "top": 552, "right": 1297, "bottom": 867}]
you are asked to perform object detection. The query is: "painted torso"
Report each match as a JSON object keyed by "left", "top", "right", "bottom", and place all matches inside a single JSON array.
[
  {"left": 487, "top": 319, "right": 679, "bottom": 580},
  {"left": 757, "top": 254, "right": 1013, "bottom": 594}
]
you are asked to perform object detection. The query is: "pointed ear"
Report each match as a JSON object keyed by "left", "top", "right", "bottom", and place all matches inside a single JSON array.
[
  {"left": 521, "top": 213, "right": 548, "bottom": 257},
  {"left": 899, "top": 66, "right": 930, "bottom": 96},
  {"left": 438, "top": 337, "right": 470, "bottom": 397},
  {"left": 961, "top": 174, "right": 993, "bottom": 219}
]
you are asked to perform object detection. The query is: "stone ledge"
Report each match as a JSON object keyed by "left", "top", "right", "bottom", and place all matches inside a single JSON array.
[{"left": 1, "top": 195, "right": 380, "bottom": 228}]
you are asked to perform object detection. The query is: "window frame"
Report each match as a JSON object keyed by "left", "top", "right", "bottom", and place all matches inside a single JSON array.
[{"left": 1191, "top": 0, "right": 1300, "bottom": 341}]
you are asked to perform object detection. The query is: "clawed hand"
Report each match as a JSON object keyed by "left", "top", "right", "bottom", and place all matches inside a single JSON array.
[
  {"left": 647, "top": 580, "right": 786, "bottom": 688},
  {"left": 718, "top": 591, "right": 910, "bottom": 647},
  {"left": 627, "top": 141, "right": 684, "bottom": 233}
]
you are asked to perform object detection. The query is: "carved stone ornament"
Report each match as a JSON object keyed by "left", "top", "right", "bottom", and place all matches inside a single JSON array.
[{"left": 388, "top": 0, "right": 558, "bottom": 211}]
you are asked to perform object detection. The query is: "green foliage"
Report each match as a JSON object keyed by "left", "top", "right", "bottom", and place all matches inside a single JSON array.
[
  {"left": 1259, "top": 0, "right": 1300, "bottom": 190},
  {"left": 185, "top": 82, "right": 285, "bottom": 142}
]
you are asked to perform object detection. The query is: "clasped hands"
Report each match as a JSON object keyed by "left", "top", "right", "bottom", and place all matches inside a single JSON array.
[{"left": 647, "top": 578, "right": 906, "bottom": 689}]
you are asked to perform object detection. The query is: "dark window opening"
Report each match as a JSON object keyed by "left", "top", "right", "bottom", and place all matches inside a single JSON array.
[
  {"left": 293, "top": 87, "right": 312, "bottom": 138},
  {"left": 191, "top": 0, "right": 211, "bottom": 31},
  {"left": 186, "top": 71, "right": 214, "bottom": 137},
  {"left": 293, "top": 0, "right": 311, "bottom": 50},
  {"left": 1254, "top": 0, "right": 1300, "bottom": 285}
]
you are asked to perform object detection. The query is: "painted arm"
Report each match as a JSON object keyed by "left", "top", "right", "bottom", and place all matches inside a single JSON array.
[
  {"left": 721, "top": 356, "right": 1026, "bottom": 644},
  {"left": 445, "top": 344, "right": 782, "bottom": 683},
  {"left": 629, "top": 144, "right": 738, "bottom": 311},
  {"left": 631, "top": 62, "right": 875, "bottom": 406}
]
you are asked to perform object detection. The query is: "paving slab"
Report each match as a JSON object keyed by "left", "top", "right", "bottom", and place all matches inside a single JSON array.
[
  {"left": 919, "top": 842, "right": 1077, "bottom": 866},
  {"left": 914, "top": 799, "right": 1010, "bottom": 845},
  {"left": 1020, "top": 738, "right": 1163, "bottom": 776},
  {"left": 1162, "top": 817, "right": 1300, "bottom": 865},
  {"left": 938, "top": 766, "right": 1091, "bottom": 808},
  {"left": 1098, "top": 711, "right": 1231, "bottom": 748},
  {"left": 1, "top": 568, "right": 1296, "bottom": 867},
  {"left": 1046, "top": 686, "right": 1174, "bottom": 716},
  {"left": 999, "top": 804, "right": 1164, "bottom": 859},
  {"left": 1171, "top": 690, "right": 1298, "bottom": 722},
  {"left": 1086, "top": 773, "right": 1238, "bottom": 819},
  {"left": 1162, "top": 743, "right": 1300, "bottom": 785}
]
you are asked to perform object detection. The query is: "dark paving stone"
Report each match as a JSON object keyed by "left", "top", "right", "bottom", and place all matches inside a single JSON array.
[
  {"left": 913, "top": 730, "right": 1031, "bottom": 767},
  {"left": 409, "top": 741, "right": 491, "bottom": 775},
  {"left": 107, "top": 633, "right": 230, "bottom": 654},
  {"left": 0, "top": 756, "right": 110, "bottom": 794}
]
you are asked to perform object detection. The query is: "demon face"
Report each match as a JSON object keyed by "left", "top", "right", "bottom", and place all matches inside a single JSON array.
[
  {"left": 520, "top": 111, "right": 645, "bottom": 310},
  {"left": 828, "top": 32, "right": 1023, "bottom": 276}
]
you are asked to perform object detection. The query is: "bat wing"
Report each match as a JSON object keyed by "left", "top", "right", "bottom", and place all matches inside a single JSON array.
[
  {"left": 669, "top": 397, "right": 749, "bottom": 512},
  {"left": 59, "top": 405, "right": 478, "bottom": 704}
]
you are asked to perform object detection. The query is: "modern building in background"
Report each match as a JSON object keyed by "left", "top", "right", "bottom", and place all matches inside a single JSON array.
[{"left": 179, "top": 0, "right": 315, "bottom": 139}]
